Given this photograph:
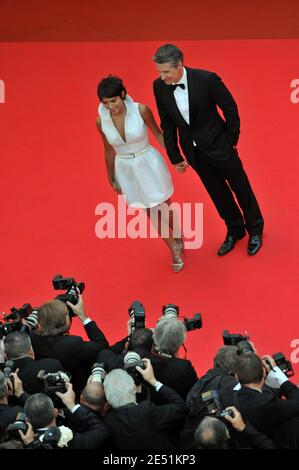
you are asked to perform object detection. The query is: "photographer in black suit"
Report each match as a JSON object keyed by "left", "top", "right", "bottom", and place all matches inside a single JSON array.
[
  {"left": 97, "top": 317, "right": 197, "bottom": 401},
  {"left": 224, "top": 353, "right": 299, "bottom": 448},
  {"left": 179, "top": 345, "right": 238, "bottom": 448},
  {"left": 4, "top": 331, "right": 63, "bottom": 395},
  {"left": 103, "top": 358, "right": 188, "bottom": 449},
  {"left": 194, "top": 407, "right": 275, "bottom": 449},
  {"left": 30, "top": 294, "right": 109, "bottom": 391},
  {"left": 0, "top": 370, "right": 29, "bottom": 431},
  {"left": 23, "top": 384, "right": 110, "bottom": 449},
  {"left": 150, "top": 317, "right": 198, "bottom": 400}
]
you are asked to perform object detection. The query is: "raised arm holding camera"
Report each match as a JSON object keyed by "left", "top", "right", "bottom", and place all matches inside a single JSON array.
[
  {"left": 103, "top": 358, "right": 187, "bottom": 449},
  {"left": 30, "top": 289, "right": 109, "bottom": 392}
]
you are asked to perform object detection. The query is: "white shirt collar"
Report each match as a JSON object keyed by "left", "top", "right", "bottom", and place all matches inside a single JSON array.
[{"left": 172, "top": 67, "right": 187, "bottom": 87}]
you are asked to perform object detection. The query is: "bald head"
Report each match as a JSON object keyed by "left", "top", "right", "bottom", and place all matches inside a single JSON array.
[
  {"left": 194, "top": 416, "right": 229, "bottom": 449},
  {"left": 80, "top": 383, "right": 107, "bottom": 414}
]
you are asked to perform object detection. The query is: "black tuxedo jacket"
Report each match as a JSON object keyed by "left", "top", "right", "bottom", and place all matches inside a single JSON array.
[
  {"left": 153, "top": 67, "right": 240, "bottom": 168},
  {"left": 97, "top": 343, "right": 197, "bottom": 400},
  {"left": 104, "top": 384, "right": 187, "bottom": 449},
  {"left": 30, "top": 321, "right": 109, "bottom": 391},
  {"left": 14, "top": 356, "right": 63, "bottom": 395},
  {"left": 220, "top": 381, "right": 299, "bottom": 448},
  {"left": 34, "top": 406, "right": 110, "bottom": 449}
]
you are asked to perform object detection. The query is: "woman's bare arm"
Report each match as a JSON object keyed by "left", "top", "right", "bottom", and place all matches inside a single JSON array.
[{"left": 96, "top": 116, "right": 118, "bottom": 191}]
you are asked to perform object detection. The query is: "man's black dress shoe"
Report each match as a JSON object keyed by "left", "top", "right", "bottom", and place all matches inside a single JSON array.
[
  {"left": 217, "top": 233, "right": 245, "bottom": 256},
  {"left": 248, "top": 234, "right": 263, "bottom": 255}
]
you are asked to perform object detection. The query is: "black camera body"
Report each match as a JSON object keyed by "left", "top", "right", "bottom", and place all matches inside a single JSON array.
[
  {"left": 236, "top": 340, "right": 254, "bottom": 355},
  {"left": 52, "top": 274, "right": 85, "bottom": 317},
  {"left": 0, "top": 304, "right": 32, "bottom": 338},
  {"left": 273, "top": 352, "right": 294, "bottom": 377},
  {"left": 6, "top": 412, "right": 28, "bottom": 438},
  {"left": 128, "top": 301, "right": 145, "bottom": 331},
  {"left": 3, "top": 359, "right": 16, "bottom": 378},
  {"left": 37, "top": 370, "right": 71, "bottom": 395},
  {"left": 223, "top": 330, "right": 249, "bottom": 346},
  {"left": 201, "top": 390, "right": 234, "bottom": 419},
  {"left": 183, "top": 313, "right": 202, "bottom": 331}
]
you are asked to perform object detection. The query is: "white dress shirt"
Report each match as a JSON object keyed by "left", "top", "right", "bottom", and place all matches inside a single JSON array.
[
  {"left": 172, "top": 67, "right": 190, "bottom": 124},
  {"left": 172, "top": 67, "right": 196, "bottom": 146}
]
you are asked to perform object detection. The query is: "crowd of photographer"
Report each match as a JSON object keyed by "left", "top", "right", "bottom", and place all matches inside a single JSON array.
[{"left": 0, "top": 275, "right": 299, "bottom": 450}]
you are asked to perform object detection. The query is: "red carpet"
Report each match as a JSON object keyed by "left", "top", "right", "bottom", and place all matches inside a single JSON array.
[{"left": 1, "top": 40, "right": 299, "bottom": 379}]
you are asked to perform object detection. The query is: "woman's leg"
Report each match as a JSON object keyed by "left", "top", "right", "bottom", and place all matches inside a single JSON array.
[{"left": 147, "top": 200, "right": 184, "bottom": 272}]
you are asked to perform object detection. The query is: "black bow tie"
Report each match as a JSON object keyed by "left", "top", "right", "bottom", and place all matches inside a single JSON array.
[{"left": 171, "top": 83, "right": 185, "bottom": 91}]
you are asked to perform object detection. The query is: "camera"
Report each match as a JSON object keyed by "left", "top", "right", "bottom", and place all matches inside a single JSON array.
[
  {"left": 236, "top": 340, "right": 254, "bottom": 355},
  {"left": 123, "top": 351, "right": 146, "bottom": 385},
  {"left": 52, "top": 274, "right": 85, "bottom": 318},
  {"left": 222, "top": 330, "right": 249, "bottom": 346},
  {"left": 128, "top": 301, "right": 145, "bottom": 331},
  {"left": 201, "top": 390, "right": 234, "bottom": 419},
  {"left": 184, "top": 313, "right": 202, "bottom": 331},
  {"left": 162, "top": 304, "right": 179, "bottom": 320},
  {"left": 3, "top": 359, "right": 16, "bottom": 378},
  {"left": 6, "top": 412, "right": 28, "bottom": 439},
  {"left": 272, "top": 352, "right": 294, "bottom": 377},
  {"left": 162, "top": 304, "right": 203, "bottom": 332},
  {"left": 0, "top": 304, "right": 33, "bottom": 338},
  {"left": 37, "top": 370, "right": 71, "bottom": 395},
  {"left": 89, "top": 362, "right": 106, "bottom": 383}
]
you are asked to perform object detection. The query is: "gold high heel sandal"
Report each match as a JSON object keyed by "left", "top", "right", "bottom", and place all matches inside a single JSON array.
[{"left": 171, "top": 240, "right": 184, "bottom": 273}]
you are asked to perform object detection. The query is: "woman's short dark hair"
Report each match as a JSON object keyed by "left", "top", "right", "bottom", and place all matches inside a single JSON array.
[{"left": 97, "top": 75, "right": 127, "bottom": 101}]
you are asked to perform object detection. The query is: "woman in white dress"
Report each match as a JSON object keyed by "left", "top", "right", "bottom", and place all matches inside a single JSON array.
[{"left": 96, "top": 76, "right": 184, "bottom": 272}]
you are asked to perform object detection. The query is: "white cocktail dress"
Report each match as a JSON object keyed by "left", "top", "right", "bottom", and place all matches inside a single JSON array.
[{"left": 98, "top": 95, "right": 174, "bottom": 208}]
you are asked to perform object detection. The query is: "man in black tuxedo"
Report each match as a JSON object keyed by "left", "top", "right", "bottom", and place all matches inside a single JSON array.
[
  {"left": 153, "top": 44, "right": 264, "bottom": 256},
  {"left": 96, "top": 320, "right": 198, "bottom": 401},
  {"left": 4, "top": 331, "right": 63, "bottom": 395},
  {"left": 220, "top": 352, "right": 299, "bottom": 448},
  {"left": 103, "top": 359, "right": 187, "bottom": 449},
  {"left": 30, "top": 295, "right": 109, "bottom": 392}
]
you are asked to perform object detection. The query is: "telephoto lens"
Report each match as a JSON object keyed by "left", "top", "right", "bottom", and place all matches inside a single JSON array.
[
  {"left": 90, "top": 362, "right": 106, "bottom": 383},
  {"left": 162, "top": 304, "right": 179, "bottom": 320}
]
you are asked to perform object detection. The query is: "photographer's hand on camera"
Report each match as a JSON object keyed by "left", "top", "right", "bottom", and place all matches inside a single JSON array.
[
  {"left": 8, "top": 369, "right": 25, "bottom": 398},
  {"left": 56, "top": 382, "right": 76, "bottom": 410},
  {"left": 127, "top": 318, "right": 134, "bottom": 337},
  {"left": 136, "top": 358, "right": 158, "bottom": 387},
  {"left": 262, "top": 354, "right": 276, "bottom": 373},
  {"left": 19, "top": 422, "right": 35, "bottom": 447},
  {"left": 224, "top": 406, "right": 246, "bottom": 432},
  {"left": 66, "top": 292, "right": 88, "bottom": 322}
]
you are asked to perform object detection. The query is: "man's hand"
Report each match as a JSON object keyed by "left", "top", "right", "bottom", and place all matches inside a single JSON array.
[
  {"left": 174, "top": 161, "right": 188, "bottom": 174},
  {"left": 223, "top": 406, "right": 245, "bottom": 432},
  {"left": 262, "top": 355, "right": 276, "bottom": 374},
  {"left": 66, "top": 292, "right": 87, "bottom": 322},
  {"left": 136, "top": 358, "right": 157, "bottom": 387},
  {"left": 56, "top": 382, "right": 76, "bottom": 410},
  {"left": 127, "top": 318, "right": 134, "bottom": 337},
  {"left": 19, "top": 422, "right": 35, "bottom": 446},
  {"left": 9, "top": 369, "right": 25, "bottom": 398}
]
